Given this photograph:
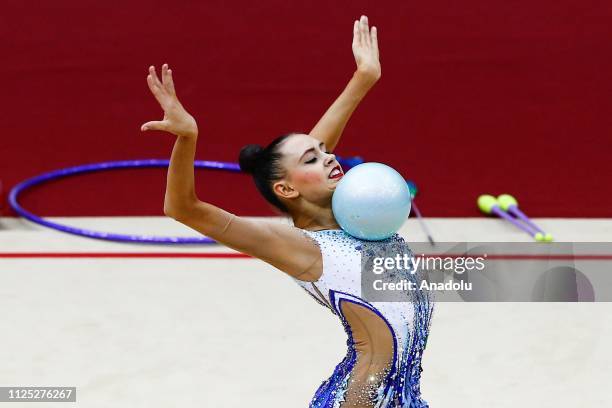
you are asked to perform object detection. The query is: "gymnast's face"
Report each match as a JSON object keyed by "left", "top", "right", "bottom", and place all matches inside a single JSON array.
[{"left": 273, "top": 133, "right": 344, "bottom": 207}]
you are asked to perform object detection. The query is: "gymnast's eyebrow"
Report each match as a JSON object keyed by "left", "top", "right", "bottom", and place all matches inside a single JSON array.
[{"left": 299, "top": 142, "right": 325, "bottom": 161}]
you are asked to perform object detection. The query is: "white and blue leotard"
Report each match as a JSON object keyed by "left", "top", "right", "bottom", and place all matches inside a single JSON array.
[{"left": 293, "top": 229, "right": 434, "bottom": 408}]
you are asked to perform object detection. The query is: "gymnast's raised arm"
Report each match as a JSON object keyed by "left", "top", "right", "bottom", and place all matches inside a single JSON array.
[
  {"left": 308, "top": 15, "right": 381, "bottom": 152},
  {"left": 140, "top": 64, "right": 321, "bottom": 281}
]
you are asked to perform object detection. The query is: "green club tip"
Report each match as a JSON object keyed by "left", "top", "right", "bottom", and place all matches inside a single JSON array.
[
  {"left": 477, "top": 195, "right": 498, "bottom": 214},
  {"left": 497, "top": 194, "right": 518, "bottom": 211}
]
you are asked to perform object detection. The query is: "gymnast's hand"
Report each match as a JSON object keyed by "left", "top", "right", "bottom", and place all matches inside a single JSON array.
[
  {"left": 352, "top": 15, "right": 381, "bottom": 81},
  {"left": 141, "top": 64, "right": 198, "bottom": 139}
]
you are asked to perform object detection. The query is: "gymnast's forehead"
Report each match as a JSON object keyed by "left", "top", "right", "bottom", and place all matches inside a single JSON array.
[{"left": 279, "top": 133, "right": 324, "bottom": 160}]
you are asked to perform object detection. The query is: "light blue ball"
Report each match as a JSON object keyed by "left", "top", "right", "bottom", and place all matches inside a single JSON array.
[{"left": 332, "top": 162, "right": 411, "bottom": 241}]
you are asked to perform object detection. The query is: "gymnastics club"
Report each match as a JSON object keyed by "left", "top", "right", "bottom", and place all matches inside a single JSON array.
[
  {"left": 497, "top": 194, "right": 553, "bottom": 242},
  {"left": 407, "top": 180, "right": 436, "bottom": 246},
  {"left": 478, "top": 195, "right": 543, "bottom": 241}
]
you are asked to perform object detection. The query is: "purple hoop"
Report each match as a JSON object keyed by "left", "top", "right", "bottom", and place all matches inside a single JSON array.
[{"left": 8, "top": 157, "right": 363, "bottom": 244}]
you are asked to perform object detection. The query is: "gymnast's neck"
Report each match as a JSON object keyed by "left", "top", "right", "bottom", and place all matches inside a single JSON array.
[{"left": 288, "top": 201, "right": 340, "bottom": 232}]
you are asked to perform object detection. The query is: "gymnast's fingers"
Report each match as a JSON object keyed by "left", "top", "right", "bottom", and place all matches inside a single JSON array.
[
  {"left": 161, "top": 63, "right": 169, "bottom": 85},
  {"left": 360, "top": 15, "right": 370, "bottom": 47},
  {"left": 163, "top": 65, "right": 176, "bottom": 96},
  {"left": 149, "top": 65, "right": 163, "bottom": 88},
  {"left": 146, "top": 74, "right": 165, "bottom": 105},
  {"left": 141, "top": 120, "right": 168, "bottom": 132},
  {"left": 371, "top": 26, "right": 379, "bottom": 57},
  {"left": 353, "top": 20, "right": 361, "bottom": 47}
]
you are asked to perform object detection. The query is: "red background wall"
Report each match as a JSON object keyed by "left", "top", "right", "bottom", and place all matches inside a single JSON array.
[{"left": 2, "top": 1, "right": 611, "bottom": 218}]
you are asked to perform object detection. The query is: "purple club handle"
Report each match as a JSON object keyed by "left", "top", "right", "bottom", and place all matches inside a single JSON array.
[
  {"left": 491, "top": 206, "right": 538, "bottom": 236},
  {"left": 507, "top": 205, "right": 545, "bottom": 234}
]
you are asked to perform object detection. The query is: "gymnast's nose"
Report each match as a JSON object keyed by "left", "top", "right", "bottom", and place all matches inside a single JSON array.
[{"left": 324, "top": 152, "right": 336, "bottom": 166}]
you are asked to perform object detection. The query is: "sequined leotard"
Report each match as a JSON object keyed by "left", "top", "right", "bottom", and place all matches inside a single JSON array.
[{"left": 293, "top": 229, "right": 434, "bottom": 408}]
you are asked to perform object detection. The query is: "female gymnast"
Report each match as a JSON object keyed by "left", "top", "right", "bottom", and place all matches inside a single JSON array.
[{"left": 141, "top": 15, "right": 434, "bottom": 408}]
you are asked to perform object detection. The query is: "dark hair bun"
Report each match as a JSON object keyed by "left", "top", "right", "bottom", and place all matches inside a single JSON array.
[{"left": 239, "top": 144, "right": 264, "bottom": 174}]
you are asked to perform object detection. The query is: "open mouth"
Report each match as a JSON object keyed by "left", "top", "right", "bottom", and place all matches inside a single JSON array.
[{"left": 328, "top": 165, "right": 344, "bottom": 179}]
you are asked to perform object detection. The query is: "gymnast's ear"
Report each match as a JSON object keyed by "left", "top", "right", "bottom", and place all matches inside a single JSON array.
[{"left": 273, "top": 180, "right": 299, "bottom": 200}]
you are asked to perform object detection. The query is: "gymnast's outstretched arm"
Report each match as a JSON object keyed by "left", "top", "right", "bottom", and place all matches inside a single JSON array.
[
  {"left": 141, "top": 64, "right": 321, "bottom": 281},
  {"left": 308, "top": 15, "right": 381, "bottom": 152}
]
